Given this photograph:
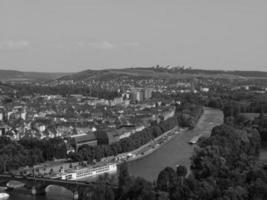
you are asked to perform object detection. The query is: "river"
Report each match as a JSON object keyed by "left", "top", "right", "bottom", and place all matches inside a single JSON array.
[
  {"left": 6, "top": 107, "right": 224, "bottom": 199},
  {"left": 128, "top": 107, "right": 224, "bottom": 181}
]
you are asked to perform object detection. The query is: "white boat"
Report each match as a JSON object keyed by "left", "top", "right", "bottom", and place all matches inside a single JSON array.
[
  {"left": 60, "top": 163, "right": 117, "bottom": 180},
  {"left": 0, "top": 192, "right": 9, "bottom": 199},
  {"left": 189, "top": 134, "right": 203, "bottom": 144},
  {"left": 6, "top": 180, "right": 25, "bottom": 189}
]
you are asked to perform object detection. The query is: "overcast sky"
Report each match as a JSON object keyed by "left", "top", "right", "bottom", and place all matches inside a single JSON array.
[{"left": 1, "top": 0, "right": 267, "bottom": 72}]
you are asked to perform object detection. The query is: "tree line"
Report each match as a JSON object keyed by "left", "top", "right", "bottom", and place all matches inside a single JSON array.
[{"left": 205, "top": 90, "right": 267, "bottom": 142}]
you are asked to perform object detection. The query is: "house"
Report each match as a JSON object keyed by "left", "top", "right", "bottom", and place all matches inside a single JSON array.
[
  {"left": 43, "top": 126, "right": 59, "bottom": 138},
  {"left": 56, "top": 125, "right": 73, "bottom": 137},
  {"left": 200, "top": 87, "right": 210, "bottom": 93}
]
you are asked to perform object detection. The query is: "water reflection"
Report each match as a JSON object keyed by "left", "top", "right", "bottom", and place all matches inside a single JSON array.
[{"left": 8, "top": 185, "right": 73, "bottom": 200}]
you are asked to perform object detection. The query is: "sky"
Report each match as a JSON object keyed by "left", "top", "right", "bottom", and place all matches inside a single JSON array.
[{"left": 1, "top": 0, "right": 267, "bottom": 72}]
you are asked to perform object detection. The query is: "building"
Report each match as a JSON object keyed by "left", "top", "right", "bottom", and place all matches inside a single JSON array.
[
  {"left": 0, "top": 124, "right": 9, "bottom": 136},
  {"left": 95, "top": 129, "right": 120, "bottom": 145},
  {"left": 6, "top": 106, "right": 27, "bottom": 121},
  {"left": 144, "top": 88, "right": 153, "bottom": 99},
  {"left": 71, "top": 133, "right": 97, "bottom": 151},
  {"left": 131, "top": 88, "right": 153, "bottom": 102},
  {"left": 0, "top": 127, "right": 5, "bottom": 136},
  {"left": 200, "top": 87, "right": 210, "bottom": 93},
  {"left": 0, "top": 106, "right": 4, "bottom": 121},
  {"left": 110, "top": 97, "right": 123, "bottom": 106},
  {"left": 131, "top": 89, "right": 144, "bottom": 102},
  {"left": 162, "top": 107, "right": 176, "bottom": 120},
  {"left": 0, "top": 112, "right": 3, "bottom": 121}
]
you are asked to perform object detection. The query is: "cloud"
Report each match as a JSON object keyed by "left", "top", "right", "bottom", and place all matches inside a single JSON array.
[
  {"left": 77, "top": 41, "right": 114, "bottom": 50},
  {"left": 76, "top": 41, "right": 140, "bottom": 50},
  {"left": 0, "top": 40, "right": 30, "bottom": 50}
]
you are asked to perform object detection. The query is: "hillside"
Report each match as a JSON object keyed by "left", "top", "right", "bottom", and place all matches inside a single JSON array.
[
  {"left": 0, "top": 70, "right": 68, "bottom": 81},
  {"left": 1, "top": 67, "right": 267, "bottom": 82},
  {"left": 59, "top": 67, "right": 258, "bottom": 81},
  {"left": 178, "top": 69, "right": 267, "bottom": 78}
]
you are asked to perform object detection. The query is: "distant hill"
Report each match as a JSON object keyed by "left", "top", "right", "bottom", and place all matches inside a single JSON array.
[
  {"left": 0, "top": 70, "right": 68, "bottom": 81},
  {"left": 178, "top": 69, "right": 267, "bottom": 78},
  {"left": 59, "top": 67, "right": 267, "bottom": 81},
  {"left": 59, "top": 68, "right": 193, "bottom": 81},
  {"left": 1, "top": 67, "right": 266, "bottom": 82}
]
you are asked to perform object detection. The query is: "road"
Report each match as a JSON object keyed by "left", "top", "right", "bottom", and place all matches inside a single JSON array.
[{"left": 128, "top": 107, "right": 224, "bottom": 181}]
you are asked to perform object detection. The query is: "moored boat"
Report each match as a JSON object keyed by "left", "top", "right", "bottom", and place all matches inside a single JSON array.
[
  {"left": 0, "top": 192, "right": 9, "bottom": 199},
  {"left": 6, "top": 180, "right": 25, "bottom": 189},
  {"left": 60, "top": 163, "right": 117, "bottom": 180},
  {"left": 189, "top": 134, "right": 203, "bottom": 144}
]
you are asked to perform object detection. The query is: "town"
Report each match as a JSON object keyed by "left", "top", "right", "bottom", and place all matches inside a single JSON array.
[{"left": 1, "top": 67, "right": 267, "bottom": 200}]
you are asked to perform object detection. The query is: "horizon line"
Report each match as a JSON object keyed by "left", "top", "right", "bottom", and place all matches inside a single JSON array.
[{"left": 0, "top": 65, "right": 267, "bottom": 73}]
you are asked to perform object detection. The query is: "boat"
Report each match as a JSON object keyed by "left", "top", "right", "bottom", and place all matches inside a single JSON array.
[
  {"left": 60, "top": 163, "right": 117, "bottom": 180},
  {"left": 0, "top": 192, "right": 9, "bottom": 199},
  {"left": 189, "top": 134, "right": 203, "bottom": 145},
  {"left": 6, "top": 180, "right": 25, "bottom": 189}
]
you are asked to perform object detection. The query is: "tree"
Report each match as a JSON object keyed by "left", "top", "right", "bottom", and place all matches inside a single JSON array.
[
  {"left": 176, "top": 165, "right": 187, "bottom": 178},
  {"left": 125, "top": 177, "right": 156, "bottom": 200},
  {"left": 118, "top": 162, "right": 132, "bottom": 197},
  {"left": 157, "top": 167, "right": 177, "bottom": 192},
  {"left": 87, "top": 184, "right": 115, "bottom": 200}
]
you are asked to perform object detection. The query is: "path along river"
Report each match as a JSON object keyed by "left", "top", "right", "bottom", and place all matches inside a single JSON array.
[{"left": 7, "top": 107, "right": 224, "bottom": 200}]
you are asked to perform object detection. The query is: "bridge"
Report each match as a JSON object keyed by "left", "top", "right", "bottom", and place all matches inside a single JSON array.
[{"left": 0, "top": 174, "right": 117, "bottom": 199}]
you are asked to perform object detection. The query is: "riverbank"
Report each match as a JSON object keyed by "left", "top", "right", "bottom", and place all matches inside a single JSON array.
[
  {"left": 114, "top": 126, "right": 183, "bottom": 163},
  {"left": 125, "top": 127, "right": 187, "bottom": 163}
]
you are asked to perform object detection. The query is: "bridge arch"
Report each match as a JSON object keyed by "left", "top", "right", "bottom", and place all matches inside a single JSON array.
[{"left": 45, "top": 185, "right": 73, "bottom": 198}]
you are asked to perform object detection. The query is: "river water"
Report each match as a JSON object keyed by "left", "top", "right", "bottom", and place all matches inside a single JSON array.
[{"left": 6, "top": 108, "right": 225, "bottom": 199}]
